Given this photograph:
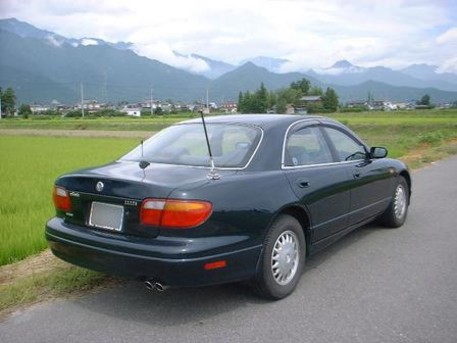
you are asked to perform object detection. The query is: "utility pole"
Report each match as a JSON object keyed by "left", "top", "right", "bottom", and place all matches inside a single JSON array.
[
  {"left": 80, "top": 82, "right": 85, "bottom": 118},
  {"left": 150, "top": 88, "right": 153, "bottom": 116}
]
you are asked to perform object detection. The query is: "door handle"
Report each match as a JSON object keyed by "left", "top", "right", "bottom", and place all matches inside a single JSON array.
[{"left": 297, "top": 180, "right": 310, "bottom": 188}]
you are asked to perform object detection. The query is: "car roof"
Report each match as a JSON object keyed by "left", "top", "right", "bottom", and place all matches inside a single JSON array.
[{"left": 180, "top": 114, "right": 327, "bottom": 130}]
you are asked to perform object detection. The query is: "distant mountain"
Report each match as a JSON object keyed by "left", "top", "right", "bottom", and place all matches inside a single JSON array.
[
  {"left": 1, "top": 18, "right": 457, "bottom": 105},
  {"left": 0, "top": 17, "right": 60, "bottom": 40},
  {"left": 0, "top": 28, "right": 209, "bottom": 103},
  {"left": 321, "top": 60, "right": 364, "bottom": 74},
  {"left": 310, "top": 60, "right": 457, "bottom": 92},
  {"left": 333, "top": 80, "right": 457, "bottom": 103},
  {"left": 0, "top": 17, "right": 132, "bottom": 51},
  {"left": 240, "top": 56, "right": 289, "bottom": 73},
  {"left": 209, "top": 62, "right": 322, "bottom": 101},
  {"left": 400, "top": 64, "right": 457, "bottom": 85}
]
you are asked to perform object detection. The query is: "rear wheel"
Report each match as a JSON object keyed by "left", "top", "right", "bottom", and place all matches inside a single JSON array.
[
  {"left": 380, "top": 176, "right": 409, "bottom": 228},
  {"left": 254, "top": 215, "right": 306, "bottom": 300}
]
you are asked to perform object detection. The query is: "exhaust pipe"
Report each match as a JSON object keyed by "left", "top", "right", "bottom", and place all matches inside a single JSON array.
[
  {"left": 144, "top": 280, "right": 155, "bottom": 291},
  {"left": 144, "top": 280, "right": 169, "bottom": 292},
  {"left": 154, "top": 282, "right": 170, "bottom": 292}
]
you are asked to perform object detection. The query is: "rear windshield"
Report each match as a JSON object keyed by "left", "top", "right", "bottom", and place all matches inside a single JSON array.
[{"left": 121, "top": 123, "right": 262, "bottom": 168}]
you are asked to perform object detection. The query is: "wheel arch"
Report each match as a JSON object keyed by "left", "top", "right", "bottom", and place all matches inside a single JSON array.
[
  {"left": 275, "top": 205, "right": 312, "bottom": 256},
  {"left": 399, "top": 170, "right": 412, "bottom": 202}
]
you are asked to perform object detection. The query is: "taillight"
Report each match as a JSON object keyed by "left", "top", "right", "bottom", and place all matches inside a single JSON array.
[
  {"left": 53, "top": 186, "right": 72, "bottom": 212},
  {"left": 140, "top": 198, "right": 212, "bottom": 229}
]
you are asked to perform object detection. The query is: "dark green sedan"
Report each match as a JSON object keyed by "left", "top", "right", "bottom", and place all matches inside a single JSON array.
[{"left": 46, "top": 114, "right": 411, "bottom": 299}]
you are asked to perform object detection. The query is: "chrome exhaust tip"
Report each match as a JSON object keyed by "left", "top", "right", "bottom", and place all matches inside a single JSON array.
[
  {"left": 154, "top": 282, "right": 170, "bottom": 292},
  {"left": 144, "top": 280, "right": 155, "bottom": 291},
  {"left": 144, "top": 280, "right": 169, "bottom": 292}
]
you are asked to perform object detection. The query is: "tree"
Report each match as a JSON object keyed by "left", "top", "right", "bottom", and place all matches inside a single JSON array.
[
  {"left": 1, "top": 87, "right": 16, "bottom": 116},
  {"left": 18, "top": 104, "right": 32, "bottom": 118},
  {"left": 254, "top": 82, "right": 268, "bottom": 113},
  {"left": 322, "top": 87, "right": 339, "bottom": 112},
  {"left": 418, "top": 94, "right": 431, "bottom": 106},
  {"left": 290, "top": 78, "right": 311, "bottom": 95},
  {"left": 275, "top": 97, "right": 288, "bottom": 114},
  {"left": 238, "top": 83, "right": 270, "bottom": 113}
]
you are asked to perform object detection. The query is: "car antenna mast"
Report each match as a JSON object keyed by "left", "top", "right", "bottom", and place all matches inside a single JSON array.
[{"left": 200, "top": 109, "right": 220, "bottom": 180}]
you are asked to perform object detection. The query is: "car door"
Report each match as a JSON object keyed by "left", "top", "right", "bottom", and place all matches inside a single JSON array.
[
  {"left": 282, "top": 123, "right": 352, "bottom": 243},
  {"left": 322, "top": 126, "right": 394, "bottom": 227}
]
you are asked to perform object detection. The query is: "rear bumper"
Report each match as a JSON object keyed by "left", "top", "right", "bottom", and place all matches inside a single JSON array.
[{"left": 45, "top": 217, "right": 262, "bottom": 287}]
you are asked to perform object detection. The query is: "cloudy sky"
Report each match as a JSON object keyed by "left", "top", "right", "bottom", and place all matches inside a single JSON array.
[{"left": 1, "top": 0, "right": 457, "bottom": 73}]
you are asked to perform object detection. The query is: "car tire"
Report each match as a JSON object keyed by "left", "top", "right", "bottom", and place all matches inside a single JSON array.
[
  {"left": 254, "top": 215, "right": 306, "bottom": 300},
  {"left": 380, "top": 176, "right": 409, "bottom": 228}
]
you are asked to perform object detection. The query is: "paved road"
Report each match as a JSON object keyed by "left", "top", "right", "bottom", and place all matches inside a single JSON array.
[{"left": 2, "top": 156, "right": 457, "bottom": 343}]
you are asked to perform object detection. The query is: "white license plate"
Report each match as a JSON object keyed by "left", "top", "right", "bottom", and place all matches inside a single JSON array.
[{"left": 89, "top": 202, "right": 124, "bottom": 232}]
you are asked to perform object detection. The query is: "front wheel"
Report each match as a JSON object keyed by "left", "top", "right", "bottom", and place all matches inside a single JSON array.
[
  {"left": 253, "top": 215, "right": 306, "bottom": 300},
  {"left": 380, "top": 176, "right": 409, "bottom": 228}
]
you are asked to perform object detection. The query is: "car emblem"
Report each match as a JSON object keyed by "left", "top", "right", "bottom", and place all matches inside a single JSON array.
[{"left": 95, "top": 181, "right": 104, "bottom": 192}]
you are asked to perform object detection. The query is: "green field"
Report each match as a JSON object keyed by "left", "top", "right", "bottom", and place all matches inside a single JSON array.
[
  {"left": 1, "top": 109, "right": 457, "bottom": 266},
  {"left": 0, "top": 136, "right": 138, "bottom": 265}
]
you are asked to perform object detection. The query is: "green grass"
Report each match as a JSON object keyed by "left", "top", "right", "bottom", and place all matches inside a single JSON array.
[
  {"left": 329, "top": 110, "right": 457, "bottom": 158},
  {"left": 1, "top": 109, "right": 457, "bottom": 266},
  {"left": 0, "top": 260, "right": 119, "bottom": 317},
  {"left": 0, "top": 136, "right": 138, "bottom": 266},
  {"left": 0, "top": 114, "right": 192, "bottom": 131}
]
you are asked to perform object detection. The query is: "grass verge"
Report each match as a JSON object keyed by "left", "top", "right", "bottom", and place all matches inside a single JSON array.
[{"left": 0, "top": 250, "right": 122, "bottom": 320}]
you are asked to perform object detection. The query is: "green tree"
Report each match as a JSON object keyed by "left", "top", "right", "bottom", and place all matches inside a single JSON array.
[
  {"left": 1, "top": 87, "right": 16, "bottom": 116},
  {"left": 277, "top": 87, "right": 301, "bottom": 106},
  {"left": 290, "top": 78, "right": 311, "bottom": 95},
  {"left": 275, "top": 97, "right": 288, "bottom": 114},
  {"left": 238, "top": 84, "right": 270, "bottom": 113},
  {"left": 238, "top": 91, "right": 243, "bottom": 110},
  {"left": 419, "top": 94, "right": 431, "bottom": 106},
  {"left": 322, "top": 87, "right": 339, "bottom": 112},
  {"left": 308, "top": 86, "right": 323, "bottom": 96},
  {"left": 253, "top": 82, "right": 268, "bottom": 113},
  {"left": 18, "top": 104, "right": 32, "bottom": 118}
]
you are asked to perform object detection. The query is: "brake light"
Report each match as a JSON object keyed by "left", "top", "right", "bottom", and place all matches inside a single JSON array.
[
  {"left": 53, "top": 186, "right": 72, "bottom": 212},
  {"left": 140, "top": 198, "right": 212, "bottom": 228}
]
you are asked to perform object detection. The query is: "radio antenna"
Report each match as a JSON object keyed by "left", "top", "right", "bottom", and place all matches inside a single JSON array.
[{"left": 200, "top": 110, "right": 220, "bottom": 180}]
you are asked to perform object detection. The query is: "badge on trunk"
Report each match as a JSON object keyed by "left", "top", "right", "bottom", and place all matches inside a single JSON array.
[{"left": 96, "top": 181, "right": 104, "bottom": 192}]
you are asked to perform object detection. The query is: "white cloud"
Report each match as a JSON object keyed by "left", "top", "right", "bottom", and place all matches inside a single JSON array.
[
  {"left": 132, "top": 43, "right": 211, "bottom": 73},
  {"left": 437, "top": 27, "right": 457, "bottom": 44},
  {"left": 0, "top": 0, "right": 456, "bottom": 73},
  {"left": 437, "top": 57, "right": 457, "bottom": 74},
  {"left": 80, "top": 38, "right": 98, "bottom": 46}
]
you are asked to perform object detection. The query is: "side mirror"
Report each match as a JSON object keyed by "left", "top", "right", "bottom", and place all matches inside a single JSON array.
[{"left": 370, "top": 147, "right": 388, "bottom": 159}]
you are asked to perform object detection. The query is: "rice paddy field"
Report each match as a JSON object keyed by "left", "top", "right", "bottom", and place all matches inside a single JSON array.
[
  {"left": 1, "top": 109, "right": 457, "bottom": 266},
  {"left": 0, "top": 135, "right": 138, "bottom": 265}
]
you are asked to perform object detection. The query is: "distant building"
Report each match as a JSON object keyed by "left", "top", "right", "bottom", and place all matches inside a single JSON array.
[
  {"left": 30, "top": 104, "right": 50, "bottom": 113},
  {"left": 296, "top": 95, "right": 322, "bottom": 112},
  {"left": 121, "top": 107, "right": 141, "bottom": 117},
  {"left": 220, "top": 102, "right": 238, "bottom": 113}
]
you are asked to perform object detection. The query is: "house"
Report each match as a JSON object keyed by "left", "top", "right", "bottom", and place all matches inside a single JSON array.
[
  {"left": 121, "top": 107, "right": 141, "bottom": 117},
  {"left": 296, "top": 95, "right": 322, "bottom": 112},
  {"left": 30, "top": 104, "right": 50, "bottom": 113},
  {"left": 220, "top": 102, "right": 238, "bottom": 113},
  {"left": 300, "top": 95, "right": 322, "bottom": 103}
]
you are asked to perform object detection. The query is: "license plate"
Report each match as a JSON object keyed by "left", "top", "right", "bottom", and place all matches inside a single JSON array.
[{"left": 89, "top": 202, "right": 124, "bottom": 232}]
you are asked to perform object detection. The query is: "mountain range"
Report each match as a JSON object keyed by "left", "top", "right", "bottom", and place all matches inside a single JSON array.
[{"left": 1, "top": 18, "right": 456, "bottom": 105}]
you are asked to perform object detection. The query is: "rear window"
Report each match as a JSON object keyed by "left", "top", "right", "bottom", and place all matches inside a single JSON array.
[{"left": 121, "top": 123, "right": 262, "bottom": 168}]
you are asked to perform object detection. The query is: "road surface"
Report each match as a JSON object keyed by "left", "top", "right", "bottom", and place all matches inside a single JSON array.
[{"left": 2, "top": 156, "right": 457, "bottom": 343}]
